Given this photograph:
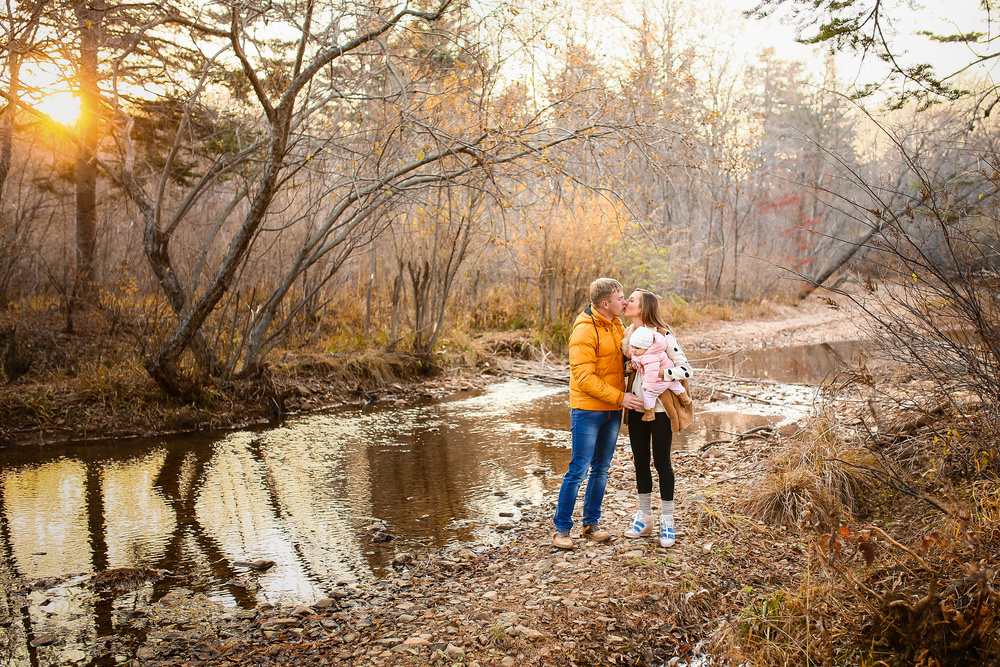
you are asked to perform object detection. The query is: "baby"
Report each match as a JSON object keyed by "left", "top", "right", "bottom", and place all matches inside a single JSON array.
[{"left": 629, "top": 326, "right": 692, "bottom": 421}]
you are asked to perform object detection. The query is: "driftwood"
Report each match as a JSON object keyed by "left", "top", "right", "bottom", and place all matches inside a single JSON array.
[
  {"left": 891, "top": 403, "right": 948, "bottom": 438},
  {"left": 697, "top": 368, "right": 814, "bottom": 389},
  {"left": 494, "top": 360, "right": 570, "bottom": 385},
  {"left": 699, "top": 425, "right": 777, "bottom": 452}
]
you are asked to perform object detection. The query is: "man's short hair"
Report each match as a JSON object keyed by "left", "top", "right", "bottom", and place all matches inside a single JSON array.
[{"left": 590, "top": 278, "right": 623, "bottom": 306}]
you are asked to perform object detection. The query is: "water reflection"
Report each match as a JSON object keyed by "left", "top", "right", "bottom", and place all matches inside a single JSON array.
[
  {"left": 0, "top": 382, "right": 573, "bottom": 609},
  {"left": 696, "top": 340, "right": 863, "bottom": 384},
  {"left": 3, "top": 459, "right": 90, "bottom": 579}
]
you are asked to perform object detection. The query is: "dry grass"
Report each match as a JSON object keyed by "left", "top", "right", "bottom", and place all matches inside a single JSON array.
[
  {"left": 740, "top": 425, "right": 880, "bottom": 530},
  {"left": 794, "top": 439, "right": 880, "bottom": 516},
  {"left": 736, "top": 403, "right": 1000, "bottom": 667},
  {"left": 685, "top": 497, "right": 758, "bottom": 534},
  {"left": 76, "top": 356, "right": 153, "bottom": 410},
  {"left": 278, "top": 348, "right": 435, "bottom": 389},
  {"left": 742, "top": 467, "right": 836, "bottom": 529},
  {"left": 661, "top": 294, "right": 786, "bottom": 329},
  {"left": 724, "top": 580, "right": 879, "bottom": 667}
]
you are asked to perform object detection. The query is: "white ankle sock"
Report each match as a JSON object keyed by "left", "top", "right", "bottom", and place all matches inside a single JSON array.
[
  {"left": 638, "top": 494, "right": 651, "bottom": 515},
  {"left": 661, "top": 500, "right": 674, "bottom": 526}
]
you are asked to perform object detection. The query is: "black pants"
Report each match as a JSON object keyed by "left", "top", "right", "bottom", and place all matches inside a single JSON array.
[{"left": 627, "top": 410, "right": 674, "bottom": 501}]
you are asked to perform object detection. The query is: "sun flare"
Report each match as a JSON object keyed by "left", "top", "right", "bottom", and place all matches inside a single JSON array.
[
  {"left": 34, "top": 91, "right": 81, "bottom": 126},
  {"left": 16, "top": 61, "right": 81, "bottom": 127}
]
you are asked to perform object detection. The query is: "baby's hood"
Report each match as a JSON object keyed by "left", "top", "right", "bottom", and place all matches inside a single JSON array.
[{"left": 644, "top": 331, "right": 667, "bottom": 355}]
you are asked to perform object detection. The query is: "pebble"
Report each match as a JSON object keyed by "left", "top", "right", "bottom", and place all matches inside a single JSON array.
[
  {"left": 496, "top": 611, "right": 519, "bottom": 627},
  {"left": 404, "top": 636, "right": 430, "bottom": 647},
  {"left": 30, "top": 633, "right": 58, "bottom": 647}
]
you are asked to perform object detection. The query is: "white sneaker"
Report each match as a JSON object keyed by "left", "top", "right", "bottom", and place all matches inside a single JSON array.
[
  {"left": 624, "top": 510, "right": 653, "bottom": 538},
  {"left": 659, "top": 516, "right": 676, "bottom": 548}
]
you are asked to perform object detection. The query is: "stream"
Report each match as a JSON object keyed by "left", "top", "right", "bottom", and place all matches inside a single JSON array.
[{"left": 0, "top": 339, "right": 863, "bottom": 665}]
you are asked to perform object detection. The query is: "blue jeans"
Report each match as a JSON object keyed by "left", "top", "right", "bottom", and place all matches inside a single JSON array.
[{"left": 553, "top": 408, "right": 622, "bottom": 533}]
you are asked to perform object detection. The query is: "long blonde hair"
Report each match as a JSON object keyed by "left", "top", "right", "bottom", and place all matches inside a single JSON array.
[{"left": 637, "top": 290, "right": 670, "bottom": 332}]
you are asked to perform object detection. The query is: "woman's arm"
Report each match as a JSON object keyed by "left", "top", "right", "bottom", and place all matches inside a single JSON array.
[{"left": 661, "top": 332, "right": 694, "bottom": 381}]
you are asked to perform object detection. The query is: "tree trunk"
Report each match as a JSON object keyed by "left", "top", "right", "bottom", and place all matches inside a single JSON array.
[
  {"left": 798, "top": 222, "right": 882, "bottom": 299},
  {"left": 425, "top": 213, "right": 473, "bottom": 354},
  {"left": 389, "top": 270, "right": 402, "bottom": 350},
  {"left": 408, "top": 259, "right": 431, "bottom": 352},
  {"left": 0, "top": 55, "right": 18, "bottom": 311},
  {"left": 0, "top": 56, "right": 17, "bottom": 213},
  {"left": 74, "top": 0, "right": 103, "bottom": 295},
  {"left": 364, "top": 248, "right": 376, "bottom": 335}
]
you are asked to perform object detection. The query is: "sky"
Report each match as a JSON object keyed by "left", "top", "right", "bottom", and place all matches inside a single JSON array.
[
  {"left": 726, "top": 0, "right": 997, "bottom": 90},
  {"left": 13, "top": 0, "right": 998, "bottom": 127}
]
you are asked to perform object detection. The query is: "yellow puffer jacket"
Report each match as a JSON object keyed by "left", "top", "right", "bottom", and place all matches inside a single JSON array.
[{"left": 569, "top": 304, "right": 626, "bottom": 411}]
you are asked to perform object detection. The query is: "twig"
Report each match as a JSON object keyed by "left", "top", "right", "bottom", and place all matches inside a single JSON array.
[
  {"left": 869, "top": 525, "right": 936, "bottom": 574},
  {"left": 698, "top": 368, "right": 816, "bottom": 389},
  {"left": 703, "top": 386, "right": 807, "bottom": 406},
  {"left": 822, "top": 457, "right": 951, "bottom": 516},
  {"left": 699, "top": 426, "right": 778, "bottom": 452}
]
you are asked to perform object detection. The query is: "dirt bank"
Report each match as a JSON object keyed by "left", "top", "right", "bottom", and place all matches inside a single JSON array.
[{"left": 682, "top": 292, "right": 863, "bottom": 354}]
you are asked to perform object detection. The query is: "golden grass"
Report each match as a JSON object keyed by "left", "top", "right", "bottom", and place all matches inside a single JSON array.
[
  {"left": 741, "top": 428, "right": 879, "bottom": 529},
  {"left": 742, "top": 467, "right": 836, "bottom": 529},
  {"left": 685, "top": 497, "right": 758, "bottom": 534},
  {"left": 76, "top": 356, "right": 152, "bottom": 410},
  {"left": 725, "top": 580, "right": 878, "bottom": 667},
  {"left": 660, "top": 295, "right": 787, "bottom": 330}
]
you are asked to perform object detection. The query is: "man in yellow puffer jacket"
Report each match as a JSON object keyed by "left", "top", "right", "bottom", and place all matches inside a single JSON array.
[{"left": 552, "top": 278, "right": 643, "bottom": 549}]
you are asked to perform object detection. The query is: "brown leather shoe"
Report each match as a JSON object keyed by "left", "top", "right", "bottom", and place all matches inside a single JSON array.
[
  {"left": 582, "top": 525, "right": 611, "bottom": 542},
  {"left": 552, "top": 531, "right": 574, "bottom": 549}
]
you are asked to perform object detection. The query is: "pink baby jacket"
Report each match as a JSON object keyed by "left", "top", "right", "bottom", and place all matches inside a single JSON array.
[{"left": 630, "top": 330, "right": 686, "bottom": 410}]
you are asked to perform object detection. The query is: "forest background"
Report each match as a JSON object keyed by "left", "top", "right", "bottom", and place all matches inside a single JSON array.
[{"left": 1, "top": 0, "right": 997, "bottom": 435}]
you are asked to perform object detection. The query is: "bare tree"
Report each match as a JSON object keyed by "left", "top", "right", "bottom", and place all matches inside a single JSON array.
[{"left": 60, "top": 0, "right": 629, "bottom": 398}]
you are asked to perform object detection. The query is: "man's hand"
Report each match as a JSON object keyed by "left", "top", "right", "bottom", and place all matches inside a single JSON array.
[{"left": 620, "top": 394, "right": 642, "bottom": 410}]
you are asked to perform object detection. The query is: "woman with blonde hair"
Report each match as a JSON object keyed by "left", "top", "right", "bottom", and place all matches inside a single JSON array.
[{"left": 620, "top": 289, "right": 694, "bottom": 547}]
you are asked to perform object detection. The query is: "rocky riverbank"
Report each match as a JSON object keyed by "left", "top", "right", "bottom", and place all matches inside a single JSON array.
[{"left": 39, "top": 422, "right": 804, "bottom": 667}]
